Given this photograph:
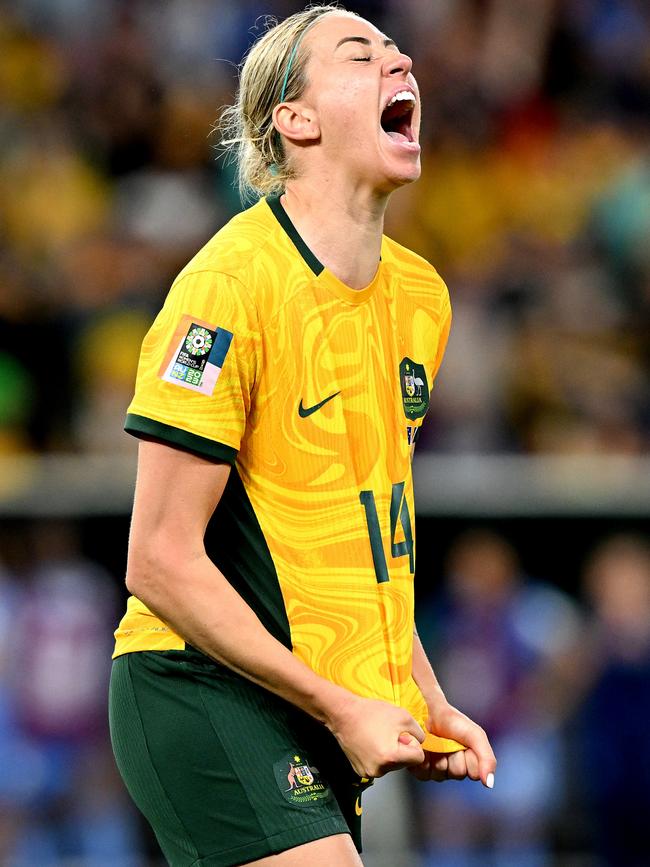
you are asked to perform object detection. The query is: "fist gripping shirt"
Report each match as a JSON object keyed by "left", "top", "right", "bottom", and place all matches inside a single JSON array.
[{"left": 114, "top": 194, "right": 451, "bottom": 730}]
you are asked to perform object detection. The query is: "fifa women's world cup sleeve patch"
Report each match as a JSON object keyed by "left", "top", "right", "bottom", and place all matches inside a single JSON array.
[{"left": 158, "top": 314, "right": 233, "bottom": 396}]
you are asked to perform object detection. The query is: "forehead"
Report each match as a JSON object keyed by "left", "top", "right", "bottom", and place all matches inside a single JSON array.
[{"left": 303, "top": 11, "right": 391, "bottom": 58}]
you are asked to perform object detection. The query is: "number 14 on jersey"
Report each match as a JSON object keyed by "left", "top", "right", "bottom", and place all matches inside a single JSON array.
[{"left": 359, "top": 482, "right": 415, "bottom": 583}]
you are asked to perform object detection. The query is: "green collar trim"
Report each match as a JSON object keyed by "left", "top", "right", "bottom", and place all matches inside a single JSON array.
[{"left": 266, "top": 193, "right": 324, "bottom": 276}]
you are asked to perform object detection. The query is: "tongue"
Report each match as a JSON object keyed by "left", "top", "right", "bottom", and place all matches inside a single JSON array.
[{"left": 385, "top": 130, "right": 409, "bottom": 142}]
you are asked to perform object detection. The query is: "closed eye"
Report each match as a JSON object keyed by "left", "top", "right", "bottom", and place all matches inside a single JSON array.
[{"left": 352, "top": 56, "right": 372, "bottom": 62}]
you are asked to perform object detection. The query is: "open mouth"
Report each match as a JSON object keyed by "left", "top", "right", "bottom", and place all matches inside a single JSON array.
[{"left": 380, "top": 91, "right": 416, "bottom": 144}]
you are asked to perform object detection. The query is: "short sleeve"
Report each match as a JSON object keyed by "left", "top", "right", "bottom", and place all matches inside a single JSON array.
[
  {"left": 431, "top": 281, "right": 451, "bottom": 382},
  {"left": 125, "top": 270, "right": 260, "bottom": 463}
]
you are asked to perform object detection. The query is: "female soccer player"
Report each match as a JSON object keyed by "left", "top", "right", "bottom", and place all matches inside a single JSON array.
[{"left": 109, "top": 6, "right": 496, "bottom": 866}]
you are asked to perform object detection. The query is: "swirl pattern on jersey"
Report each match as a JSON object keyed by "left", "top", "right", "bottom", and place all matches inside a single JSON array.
[{"left": 115, "top": 197, "right": 451, "bottom": 725}]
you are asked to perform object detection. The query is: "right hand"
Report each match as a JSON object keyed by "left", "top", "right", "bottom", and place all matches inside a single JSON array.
[{"left": 325, "top": 693, "right": 426, "bottom": 778}]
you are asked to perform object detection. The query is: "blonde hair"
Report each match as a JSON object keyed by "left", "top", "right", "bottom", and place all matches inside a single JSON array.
[{"left": 218, "top": 4, "right": 356, "bottom": 201}]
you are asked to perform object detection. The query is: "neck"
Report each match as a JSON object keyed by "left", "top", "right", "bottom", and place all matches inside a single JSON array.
[{"left": 281, "top": 178, "right": 389, "bottom": 289}]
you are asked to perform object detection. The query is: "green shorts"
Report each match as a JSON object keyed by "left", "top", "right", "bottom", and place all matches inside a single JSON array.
[{"left": 109, "top": 649, "right": 372, "bottom": 866}]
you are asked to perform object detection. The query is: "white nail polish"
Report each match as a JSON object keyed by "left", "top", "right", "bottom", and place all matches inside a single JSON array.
[{"left": 486, "top": 773, "right": 495, "bottom": 789}]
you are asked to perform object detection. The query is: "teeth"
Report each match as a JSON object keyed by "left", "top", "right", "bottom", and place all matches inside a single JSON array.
[{"left": 386, "top": 90, "right": 415, "bottom": 108}]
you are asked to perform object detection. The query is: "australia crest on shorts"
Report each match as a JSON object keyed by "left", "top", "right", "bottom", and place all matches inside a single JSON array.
[
  {"left": 273, "top": 753, "right": 332, "bottom": 806},
  {"left": 399, "top": 357, "right": 429, "bottom": 420}
]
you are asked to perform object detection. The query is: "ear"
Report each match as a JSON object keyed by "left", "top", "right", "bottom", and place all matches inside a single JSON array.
[{"left": 272, "top": 102, "right": 320, "bottom": 143}]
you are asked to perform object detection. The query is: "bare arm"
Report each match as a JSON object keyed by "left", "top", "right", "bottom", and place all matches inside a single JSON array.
[
  {"left": 411, "top": 626, "right": 497, "bottom": 787},
  {"left": 125, "top": 439, "right": 427, "bottom": 777},
  {"left": 127, "top": 440, "right": 345, "bottom": 718},
  {"left": 412, "top": 626, "right": 446, "bottom": 706}
]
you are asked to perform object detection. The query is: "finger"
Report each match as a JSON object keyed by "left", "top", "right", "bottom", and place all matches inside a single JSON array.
[
  {"left": 396, "top": 737, "right": 425, "bottom": 767},
  {"left": 398, "top": 731, "right": 425, "bottom": 757},
  {"left": 413, "top": 753, "right": 448, "bottom": 782},
  {"left": 408, "top": 760, "right": 447, "bottom": 782},
  {"left": 430, "top": 754, "right": 449, "bottom": 782},
  {"left": 403, "top": 718, "right": 426, "bottom": 744},
  {"left": 407, "top": 754, "right": 432, "bottom": 781},
  {"left": 432, "top": 754, "right": 449, "bottom": 774},
  {"left": 390, "top": 730, "right": 425, "bottom": 768},
  {"left": 447, "top": 750, "right": 468, "bottom": 780},
  {"left": 462, "top": 725, "right": 496, "bottom": 788},
  {"left": 464, "top": 748, "right": 480, "bottom": 781}
]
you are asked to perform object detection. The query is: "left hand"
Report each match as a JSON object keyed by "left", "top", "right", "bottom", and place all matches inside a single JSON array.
[{"left": 407, "top": 695, "right": 496, "bottom": 788}]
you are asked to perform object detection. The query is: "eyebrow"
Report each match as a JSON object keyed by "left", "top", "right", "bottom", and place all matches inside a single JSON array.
[{"left": 335, "top": 36, "right": 398, "bottom": 51}]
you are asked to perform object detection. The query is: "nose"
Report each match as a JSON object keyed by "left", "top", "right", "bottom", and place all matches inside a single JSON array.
[{"left": 383, "top": 51, "right": 413, "bottom": 78}]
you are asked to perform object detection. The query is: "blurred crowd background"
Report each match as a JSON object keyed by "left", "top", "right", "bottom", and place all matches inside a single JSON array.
[
  {"left": 1, "top": 0, "right": 649, "bottom": 456},
  {"left": 0, "top": 0, "right": 649, "bottom": 865},
  {"left": 2, "top": 518, "right": 649, "bottom": 866}
]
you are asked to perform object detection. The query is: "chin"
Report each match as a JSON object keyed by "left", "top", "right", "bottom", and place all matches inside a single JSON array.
[
  {"left": 378, "top": 158, "right": 421, "bottom": 193},
  {"left": 398, "top": 160, "right": 422, "bottom": 185},
  {"left": 351, "top": 146, "right": 422, "bottom": 194}
]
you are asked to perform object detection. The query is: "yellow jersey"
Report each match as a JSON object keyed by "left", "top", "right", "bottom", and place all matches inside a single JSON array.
[{"left": 114, "top": 193, "right": 451, "bottom": 731}]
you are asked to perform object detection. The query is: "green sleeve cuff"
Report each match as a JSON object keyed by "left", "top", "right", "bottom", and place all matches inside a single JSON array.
[{"left": 125, "top": 413, "right": 238, "bottom": 465}]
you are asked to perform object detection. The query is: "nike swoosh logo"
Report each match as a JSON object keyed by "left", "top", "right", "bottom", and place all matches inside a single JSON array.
[{"left": 298, "top": 391, "right": 340, "bottom": 418}]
